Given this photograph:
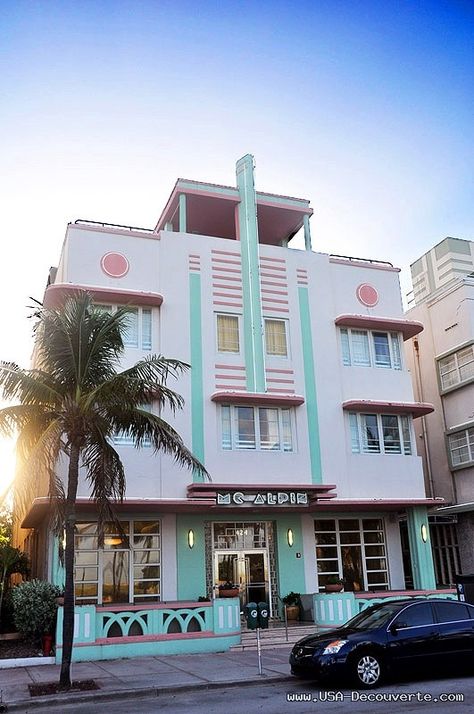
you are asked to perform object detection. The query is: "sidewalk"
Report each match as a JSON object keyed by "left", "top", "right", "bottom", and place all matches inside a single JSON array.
[{"left": 0, "top": 647, "right": 294, "bottom": 711}]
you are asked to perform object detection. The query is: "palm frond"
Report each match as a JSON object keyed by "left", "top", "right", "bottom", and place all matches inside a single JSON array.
[{"left": 0, "top": 363, "right": 63, "bottom": 406}]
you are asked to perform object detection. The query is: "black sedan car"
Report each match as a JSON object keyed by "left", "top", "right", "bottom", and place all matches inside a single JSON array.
[{"left": 290, "top": 597, "right": 474, "bottom": 688}]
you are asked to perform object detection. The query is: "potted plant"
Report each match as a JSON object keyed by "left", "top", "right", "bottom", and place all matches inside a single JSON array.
[
  {"left": 282, "top": 591, "right": 301, "bottom": 621},
  {"left": 324, "top": 576, "right": 344, "bottom": 593},
  {"left": 218, "top": 581, "right": 239, "bottom": 597},
  {"left": 11, "top": 580, "right": 61, "bottom": 655}
]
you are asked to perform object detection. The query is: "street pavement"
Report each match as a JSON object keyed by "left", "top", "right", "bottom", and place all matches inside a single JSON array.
[{"left": 0, "top": 647, "right": 293, "bottom": 711}]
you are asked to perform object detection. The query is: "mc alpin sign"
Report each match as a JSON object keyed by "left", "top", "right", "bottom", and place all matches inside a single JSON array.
[{"left": 216, "top": 491, "right": 309, "bottom": 506}]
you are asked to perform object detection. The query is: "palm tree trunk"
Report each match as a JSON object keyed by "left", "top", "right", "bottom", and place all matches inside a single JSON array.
[{"left": 59, "top": 442, "right": 80, "bottom": 688}]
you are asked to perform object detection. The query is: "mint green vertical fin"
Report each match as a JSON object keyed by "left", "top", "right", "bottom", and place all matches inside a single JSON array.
[
  {"left": 189, "top": 271, "right": 205, "bottom": 480},
  {"left": 303, "top": 214, "right": 312, "bottom": 251},
  {"left": 406, "top": 506, "right": 436, "bottom": 589},
  {"left": 298, "top": 286, "right": 322, "bottom": 483},
  {"left": 179, "top": 193, "right": 187, "bottom": 233},
  {"left": 176, "top": 515, "right": 207, "bottom": 599},
  {"left": 236, "top": 154, "right": 265, "bottom": 393},
  {"left": 51, "top": 537, "right": 65, "bottom": 589}
]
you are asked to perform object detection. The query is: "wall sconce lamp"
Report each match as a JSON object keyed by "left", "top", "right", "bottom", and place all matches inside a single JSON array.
[
  {"left": 188, "top": 529, "right": 195, "bottom": 549},
  {"left": 287, "top": 528, "right": 294, "bottom": 547},
  {"left": 420, "top": 524, "right": 428, "bottom": 543}
]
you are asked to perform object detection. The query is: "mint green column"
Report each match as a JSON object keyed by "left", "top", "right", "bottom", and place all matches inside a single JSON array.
[
  {"left": 303, "top": 214, "right": 312, "bottom": 251},
  {"left": 275, "top": 515, "right": 306, "bottom": 608},
  {"left": 51, "top": 537, "right": 65, "bottom": 589},
  {"left": 236, "top": 154, "right": 265, "bottom": 393},
  {"left": 406, "top": 507, "right": 436, "bottom": 590},
  {"left": 179, "top": 193, "right": 187, "bottom": 233},
  {"left": 176, "top": 515, "right": 207, "bottom": 599},
  {"left": 189, "top": 272, "right": 205, "bottom": 480},
  {"left": 298, "top": 286, "right": 322, "bottom": 483}
]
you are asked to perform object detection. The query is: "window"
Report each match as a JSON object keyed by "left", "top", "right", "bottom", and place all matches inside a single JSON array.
[
  {"left": 216, "top": 314, "right": 240, "bottom": 353},
  {"left": 340, "top": 329, "right": 402, "bottom": 370},
  {"left": 74, "top": 520, "right": 161, "bottom": 604},
  {"left": 439, "top": 345, "right": 474, "bottom": 390},
  {"left": 97, "top": 304, "right": 152, "bottom": 351},
  {"left": 113, "top": 404, "right": 152, "bottom": 447},
  {"left": 433, "top": 601, "right": 471, "bottom": 623},
  {"left": 349, "top": 413, "right": 412, "bottom": 455},
  {"left": 315, "top": 518, "right": 388, "bottom": 592},
  {"left": 221, "top": 405, "right": 293, "bottom": 451},
  {"left": 392, "top": 603, "right": 434, "bottom": 628},
  {"left": 264, "top": 319, "right": 288, "bottom": 357},
  {"left": 448, "top": 427, "right": 474, "bottom": 467}
]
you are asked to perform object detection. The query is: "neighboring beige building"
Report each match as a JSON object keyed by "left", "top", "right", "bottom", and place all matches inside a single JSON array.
[{"left": 406, "top": 238, "right": 474, "bottom": 582}]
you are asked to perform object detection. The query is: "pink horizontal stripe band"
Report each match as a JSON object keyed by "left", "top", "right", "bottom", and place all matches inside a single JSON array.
[
  {"left": 261, "top": 280, "right": 288, "bottom": 287},
  {"left": 212, "top": 258, "right": 241, "bottom": 266},
  {"left": 212, "top": 275, "right": 243, "bottom": 283},
  {"left": 212, "top": 283, "right": 242, "bottom": 291},
  {"left": 259, "top": 263, "right": 287, "bottom": 272},
  {"left": 213, "top": 292, "right": 244, "bottom": 299},
  {"left": 266, "top": 388, "right": 295, "bottom": 393},
  {"left": 212, "top": 249, "right": 241, "bottom": 257},
  {"left": 261, "top": 288, "right": 289, "bottom": 295},
  {"left": 215, "top": 384, "right": 246, "bottom": 390},
  {"left": 266, "top": 378, "right": 295, "bottom": 384},
  {"left": 266, "top": 368, "right": 294, "bottom": 374},
  {"left": 213, "top": 301, "right": 243, "bottom": 307},
  {"left": 262, "top": 298, "right": 289, "bottom": 305},
  {"left": 215, "top": 364, "right": 246, "bottom": 370},
  {"left": 212, "top": 266, "right": 242, "bottom": 274},
  {"left": 260, "top": 271, "right": 288, "bottom": 280},
  {"left": 262, "top": 307, "right": 290, "bottom": 313},
  {"left": 189, "top": 254, "right": 201, "bottom": 258},
  {"left": 215, "top": 374, "right": 246, "bottom": 380},
  {"left": 259, "top": 256, "right": 286, "bottom": 263}
]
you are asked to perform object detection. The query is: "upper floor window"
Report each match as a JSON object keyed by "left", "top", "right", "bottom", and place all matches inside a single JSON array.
[
  {"left": 216, "top": 314, "right": 240, "bottom": 353},
  {"left": 438, "top": 345, "right": 474, "bottom": 390},
  {"left": 349, "top": 412, "right": 412, "bottom": 455},
  {"left": 113, "top": 404, "right": 152, "bottom": 447},
  {"left": 264, "top": 318, "right": 288, "bottom": 357},
  {"left": 221, "top": 404, "right": 293, "bottom": 451},
  {"left": 448, "top": 427, "right": 474, "bottom": 467},
  {"left": 340, "top": 329, "right": 402, "bottom": 370},
  {"left": 97, "top": 305, "right": 152, "bottom": 351}
]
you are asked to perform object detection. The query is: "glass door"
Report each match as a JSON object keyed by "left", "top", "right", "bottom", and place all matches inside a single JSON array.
[{"left": 214, "top": 550, "right": 270, "bottom": 613}]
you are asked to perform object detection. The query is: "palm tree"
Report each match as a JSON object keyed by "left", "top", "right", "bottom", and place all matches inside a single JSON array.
[{"left": 0, "top": 292, "right": 208, "bottom": 687}]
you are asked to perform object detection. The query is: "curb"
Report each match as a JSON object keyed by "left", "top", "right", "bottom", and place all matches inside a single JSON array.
[{"left": 1, "top": 673, "right": 294, "bottom": 711}]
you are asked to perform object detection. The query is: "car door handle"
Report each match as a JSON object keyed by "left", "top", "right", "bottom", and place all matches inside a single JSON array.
[{"left": 429, "top": 631, "right": 439, "bottom": 639}]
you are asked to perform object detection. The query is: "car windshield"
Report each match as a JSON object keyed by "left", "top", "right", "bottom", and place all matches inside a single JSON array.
[{"left": 343, "top": 602, "right": 408, "bottom": 630}]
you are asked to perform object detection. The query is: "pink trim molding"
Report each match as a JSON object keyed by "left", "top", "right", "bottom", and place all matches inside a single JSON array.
[
  {"left": 335, "top": 314, "right": 424, "bottom": 340},
  {"left": 44, "top": 284, "right": 163, "bottom": 308},
  {"left": 211, "top": 391, "right": 304, "bottom": 406},
  {"left": 342, "top": 399, "right": 434, "bottom": 418}
]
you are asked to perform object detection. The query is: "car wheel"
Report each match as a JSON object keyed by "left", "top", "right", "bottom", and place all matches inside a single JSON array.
[{"left": 351, "top": 650, "right": 384, "bottom": 689}]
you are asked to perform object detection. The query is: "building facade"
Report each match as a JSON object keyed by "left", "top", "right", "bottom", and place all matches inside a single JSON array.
[
  {"left": 16, "top": 156, "right": 444, "bottom": 657},
  {"left": 406, "top": 240, "right": 474, "bottom": 580}
]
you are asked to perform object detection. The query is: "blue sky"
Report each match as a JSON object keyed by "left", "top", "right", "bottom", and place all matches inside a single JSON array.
[{"left": 1, "top": 0, "right": 473, "bottom": 366}]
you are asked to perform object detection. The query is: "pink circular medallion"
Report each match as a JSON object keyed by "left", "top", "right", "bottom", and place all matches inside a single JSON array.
[
  {"left": 100, "top": 252, "right": 129, "bottom": 278},
  {"left": 357, "top": 283, "right": 379, "bottom": 307}
]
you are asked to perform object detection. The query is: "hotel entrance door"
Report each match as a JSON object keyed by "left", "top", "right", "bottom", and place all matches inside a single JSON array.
[{"left": 214, "top": 551, "right": 270, "bottom": 611}]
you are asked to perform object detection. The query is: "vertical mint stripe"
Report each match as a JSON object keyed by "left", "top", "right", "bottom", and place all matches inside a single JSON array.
[
  {"left": 298, "top": 286, "right": 322, "bottom": 483},
  {"left": 189, "top": 272, "right": 205, "bottom": 480},
  {"left": 406, "top": 506, "right": 436, "bottom": 589},
  {"left": 236, "top": 155, "right": 265, "bottom": 392}
]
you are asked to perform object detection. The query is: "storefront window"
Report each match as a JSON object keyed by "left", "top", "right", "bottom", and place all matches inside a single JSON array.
[
  {"left": 74, "top": 520, "right": 161, "bottom": 604},
  {"left": 314, "top": 518, "right": 388, "bottom": 592},
  {"left": 213, "top": 522, "right": 267, "bottom": 549}
]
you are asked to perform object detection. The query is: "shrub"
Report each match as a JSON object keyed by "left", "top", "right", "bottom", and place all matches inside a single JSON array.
[{"left": 12, "top": 580, "right": 61, "bottom": 641}]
